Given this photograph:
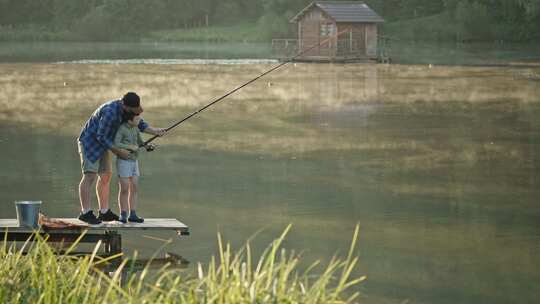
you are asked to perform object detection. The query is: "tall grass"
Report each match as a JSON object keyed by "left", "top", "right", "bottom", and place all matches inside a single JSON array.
[{"left": 0, "top": 225, "right": 364, "bottom": 303}]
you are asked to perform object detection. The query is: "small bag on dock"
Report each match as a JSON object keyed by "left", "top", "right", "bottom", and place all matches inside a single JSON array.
[{"left": 38, "top": 213, "right": 87, "bottom": 229}]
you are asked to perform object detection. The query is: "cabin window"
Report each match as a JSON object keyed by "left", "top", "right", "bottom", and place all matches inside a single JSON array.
[{"left": 320, "top": 23, "right": 335, "bottom": 36}]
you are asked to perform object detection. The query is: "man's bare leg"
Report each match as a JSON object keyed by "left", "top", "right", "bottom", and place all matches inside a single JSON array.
[
  {"left": 79, "top": 173, "right": 97, "bottom": 212},
  {"left": 96, "top": 172, "right": 112, "bottom": 211}
]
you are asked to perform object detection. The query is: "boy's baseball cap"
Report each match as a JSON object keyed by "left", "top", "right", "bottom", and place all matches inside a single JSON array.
[{"left": 122, "top": 92, "right": 143, "bottom": 114}]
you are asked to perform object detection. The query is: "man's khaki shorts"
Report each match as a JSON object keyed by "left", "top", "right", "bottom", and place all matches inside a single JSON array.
[{"left": 78, "top": 142, "right": 113, "bottom": 174}]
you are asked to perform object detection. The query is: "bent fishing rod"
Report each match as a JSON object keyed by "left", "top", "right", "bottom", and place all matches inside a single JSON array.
[{"left": 141, "top": 29, "right": 350, "bottom": 148}]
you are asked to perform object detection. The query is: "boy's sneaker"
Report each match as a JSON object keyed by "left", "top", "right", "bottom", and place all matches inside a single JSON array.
[
  {"left": 118, "top": 217, "right": 127, "bottom": 224},
  {"left": 128, "top": 215, "right": 144, "bottom": 223},
  {"left": 78, "top": 211, "right": 102, "bottom": 225},
  {"left": 98, "top": 209, "right": 119, "bottom": 222}
]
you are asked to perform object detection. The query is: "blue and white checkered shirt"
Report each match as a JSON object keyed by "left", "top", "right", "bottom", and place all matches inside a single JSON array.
[{"left": 78, "top": 100, "right": 148, "bottom": 162}]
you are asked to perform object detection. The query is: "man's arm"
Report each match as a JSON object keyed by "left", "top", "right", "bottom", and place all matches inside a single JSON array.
[
  {"left": 96, "top": 110, "right": 130, "bottom": 159},
  {"left": 138, "top": 118, "right": 167, "bottom": 137},
  {"left": 95, "top": 111, "right": 116, "bottom": 150}
]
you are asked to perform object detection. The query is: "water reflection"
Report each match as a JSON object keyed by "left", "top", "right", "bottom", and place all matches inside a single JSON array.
[{"left": 0, "top": 62, "right": 539, "bottom": 303}]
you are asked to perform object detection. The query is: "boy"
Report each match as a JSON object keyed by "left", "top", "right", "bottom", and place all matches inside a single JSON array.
[{"left": 113, "top": 112, "right": 152, "bottom": 223}]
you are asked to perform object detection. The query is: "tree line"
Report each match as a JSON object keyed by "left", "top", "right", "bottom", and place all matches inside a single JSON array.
[
  {"left": 367, "top": 0, "right": 540, "bottom": 41},
  {"left": 0, "top": 0, "right": 539, "bottom": 41}
]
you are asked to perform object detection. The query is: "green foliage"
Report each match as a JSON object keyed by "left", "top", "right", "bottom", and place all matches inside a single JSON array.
[
  {"left": 381, "top": 0, "right": 540, "bottom": 42},
  {"left": 0, "top": 226, "right": 365, "bottom": 303},
  {"left": 257, "top": 12, "right": 291, "bottom": 40},
  {"left": 382, "top": 12, "right": 456, "bottom": 41},
  {"left": 214, "top": 1, "right": 242, "bottom": 24},
  {"left": 52, "top": 0, "right": 93, "bottom": 30},
  {"left": 0, "top": 0, "right": 55, "bottom": 26},
  {"left": 443, "top": 0, "right": 460, "bottom": 10},
  {"left": 75, "top": 5, "right": 117, "bottom": 41},
  {"left": 455, "top": 0, "right": 492, "bottom": 41},
  {"left": 399, "top": 0, "right": 445, "bottom": 18}
]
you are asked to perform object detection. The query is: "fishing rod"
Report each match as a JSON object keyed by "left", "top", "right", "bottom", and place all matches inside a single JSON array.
[{"left": 141, "top": 29, "right": 350, "bottom": 148}]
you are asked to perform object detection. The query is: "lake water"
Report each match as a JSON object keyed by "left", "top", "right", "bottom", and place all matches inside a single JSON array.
[{"left": 0, "top": 43, "right": 539, "bottom": 303}]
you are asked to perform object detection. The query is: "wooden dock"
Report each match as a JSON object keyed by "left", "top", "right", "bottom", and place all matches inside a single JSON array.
[{"left": 0, "top": 218, "right": 190, "bottom": 268}]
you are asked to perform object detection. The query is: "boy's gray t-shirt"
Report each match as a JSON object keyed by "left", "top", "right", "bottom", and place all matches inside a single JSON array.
[{"left": 113, "top": 123, "right": 144, "bottom": 159}]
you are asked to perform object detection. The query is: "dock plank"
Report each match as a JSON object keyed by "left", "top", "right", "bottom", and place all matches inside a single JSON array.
[{"left": 0, "top": 218, "right": 189, "bottom": 235}]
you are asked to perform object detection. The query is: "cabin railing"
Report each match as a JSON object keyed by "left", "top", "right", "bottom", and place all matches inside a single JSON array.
[
  {"left": 377, "top": 35, "right": 391, "bottom": 62},
  {"left": 271, "top": 37, "right": 381, "bottom": 60}
]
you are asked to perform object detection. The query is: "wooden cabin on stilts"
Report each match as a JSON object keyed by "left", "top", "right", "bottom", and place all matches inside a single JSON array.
[{"left": 272, "top": 1, "right": 386, "bottom": 62}]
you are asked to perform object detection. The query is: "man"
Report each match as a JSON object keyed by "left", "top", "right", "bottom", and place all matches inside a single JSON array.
[{"left": 77, "top": 92, "right": 166, "bottom": 224}]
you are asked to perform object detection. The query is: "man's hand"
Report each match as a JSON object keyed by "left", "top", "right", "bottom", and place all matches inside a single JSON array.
[
  {"left": 146, "top": 127, "right": 167, "bottom": 137},
  {"left": 112, "top": 148, "right": 131, "bottom": 160},
  {"left": 156, "top": 128, "right": 167, "bottom": 136}
]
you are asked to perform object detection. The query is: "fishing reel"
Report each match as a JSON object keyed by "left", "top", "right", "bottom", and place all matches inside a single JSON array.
[{"left": 144, "top": 143, "right": 157, "bottom": 152}]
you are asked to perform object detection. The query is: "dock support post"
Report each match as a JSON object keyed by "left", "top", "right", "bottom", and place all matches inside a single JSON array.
[
  {"left": 104, "top": 231, "right": 128, "bottom": 284},
  {"left": 105, "top": 231, "right": 122, "bottom": 268}
]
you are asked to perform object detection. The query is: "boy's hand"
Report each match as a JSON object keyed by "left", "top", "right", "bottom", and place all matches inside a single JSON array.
[{"left": 127, "top": 145, "right": 139, "bottom": 152}]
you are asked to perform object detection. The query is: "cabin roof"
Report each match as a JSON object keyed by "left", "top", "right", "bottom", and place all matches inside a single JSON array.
[{"left": 290, "top": 1, "right": 384, "bottom": 23}]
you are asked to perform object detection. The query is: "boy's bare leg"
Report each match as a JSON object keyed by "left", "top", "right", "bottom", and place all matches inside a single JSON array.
[
  {"left": 128, "top": 176, "right": 139, "bottom": 212},
  {"left": 118, "top": 178, "right": 130, "bottom": 213},
  {"left": 96, "top": 172, "right": 112, "bottom": 210},
  {"left": 79, "top": 173, "right": 97, "bottom": 212}
]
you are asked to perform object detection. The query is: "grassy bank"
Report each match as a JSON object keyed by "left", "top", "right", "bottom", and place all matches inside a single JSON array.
[
  {"left": 0, "top": 225, "right": 364, "bottom": 303},
  {"left": 145, "top": 23, "right": 267, "bottom": 43},
  {"left": 0, "top": 23, "right": 268, "bottom": 43},
  {"left": 0, "top": 26, "right": 77, "bottom": 42}
]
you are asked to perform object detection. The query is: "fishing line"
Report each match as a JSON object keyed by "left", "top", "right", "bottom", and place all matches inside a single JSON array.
[{"left": 141, "top": 29, "right": 351, "bottom": 147}]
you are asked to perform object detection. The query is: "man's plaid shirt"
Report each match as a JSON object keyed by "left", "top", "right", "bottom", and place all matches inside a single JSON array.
[{"left": 78, "top": 100, "right": 148, "bottom": 163}]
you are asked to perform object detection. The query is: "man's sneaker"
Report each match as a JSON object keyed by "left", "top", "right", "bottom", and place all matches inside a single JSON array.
[
  {"left": 128, "top": 215, "right": 144, "bottom": 223},
  {"left": 98, "top": 209, "right": 120, "bottom": 222},
  {"left": 78, "top": 211, "right": 102, "bottom": 225}
]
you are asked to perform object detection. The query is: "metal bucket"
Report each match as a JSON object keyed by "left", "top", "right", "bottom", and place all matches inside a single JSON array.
[{"left": 15, "top": 201, "right": 42, "bottom": 228}]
